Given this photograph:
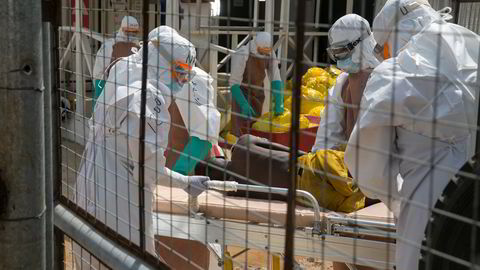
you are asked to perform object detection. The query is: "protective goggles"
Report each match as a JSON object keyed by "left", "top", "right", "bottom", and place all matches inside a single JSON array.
[
  {"left": 122, "top": 27, "right": 140, "bottom": 33},
  {"left": 172, "top": 61, "right": 194, "bottom": 84},
  {"left": 327, "top": 38, "right": 363, "bottom": 62},
  {"left": 257, "top": 46, "right": 272, "bottom": 56}
]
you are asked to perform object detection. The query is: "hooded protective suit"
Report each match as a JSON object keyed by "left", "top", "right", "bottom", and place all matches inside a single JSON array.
[
  {"left": 229, "top": 32, "right": 283, "bottom": 136},
  {"left": 372, "top": 0, "right": 453, "bottom": 58},
  {"left": 96, "top": 26, "right": 213, "bottom": 176},
  {"left": 344, "top": 2, "right": 480, "bottom": 269},
  {"left": 94, "top": 26, "right": 196, "bottom": 127},
  {"left": 75, "top": 26, "right": 204, "bottom": 256},
  {"left": 92, "top": 16, "right": 140, "bottom": 107}
]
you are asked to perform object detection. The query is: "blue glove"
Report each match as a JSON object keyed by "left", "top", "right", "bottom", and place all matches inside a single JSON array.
[
  {"left": 173, "top": 136, "right": 213, "bottom": 175},
  {"left": 93, "top": 79, "right": 106, "bottom": 109},
  {"left": 183, "top": 175, "right": 209, "bottom": 197},
  {"left": 271, "top": 80, "right": 284, "bottom": 116},
  {"left": 231, "top": 84, "right": 256, "bottom": 118}
]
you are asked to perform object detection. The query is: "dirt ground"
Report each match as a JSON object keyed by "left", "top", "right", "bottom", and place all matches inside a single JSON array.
[
  {"left": 63, "top": 237, "right": 333, "bottom": 269},
  {"left": 227, "top": 246, "right": 333, "bottom": 270}
]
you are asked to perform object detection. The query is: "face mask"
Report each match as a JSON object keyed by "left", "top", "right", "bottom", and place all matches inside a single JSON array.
[
  {"left": 337, "top": 57, "right": 361, "bottom": 74},
  {"left": 156, "top": 71, "right": 184, "bottom": 95},
  {"left": 168, "top": 81, "right": 184, "bottom": 95},
  {"left": 125, "top": 34, "right": 139, "bottom": 41}
]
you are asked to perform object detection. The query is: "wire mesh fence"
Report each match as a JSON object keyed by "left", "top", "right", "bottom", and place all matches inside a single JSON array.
[{"left": 52, "top": 0, "right": 480, "bottom": 269}]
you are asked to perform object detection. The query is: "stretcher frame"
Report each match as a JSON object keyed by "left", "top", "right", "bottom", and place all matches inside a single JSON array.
[{"left": 153, "top": 182, "right": 396, "bottom": 269}]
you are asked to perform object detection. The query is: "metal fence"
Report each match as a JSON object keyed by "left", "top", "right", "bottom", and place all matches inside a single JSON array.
[
  {"left": 50, "top": 0, "right": 480, "bottom": 269},
  {"left": 1, "top": 0, "right": 480, "bottom": 269}
]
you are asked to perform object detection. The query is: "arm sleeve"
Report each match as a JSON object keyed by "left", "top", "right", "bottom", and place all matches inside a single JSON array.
[
  {"left": 267, "top": 50, "right": 281, "bottom": 82},
  {"left": 229, "top": 46, "right": 249, "bottom": 86},
  {"left": 177, "top": 80, "right": 221, "bottom": 143},
  {"left": 344, "top": 124, "right": 402, "bottom": 216},
  {"left": 118, "top": 87, "right": 190, "bottom": 190},
  {"left": 312, "top": 73, "right": 349, "bottom": 152},
  {"left": 93, "top": 42, "right": 113, "bottom": 80}
]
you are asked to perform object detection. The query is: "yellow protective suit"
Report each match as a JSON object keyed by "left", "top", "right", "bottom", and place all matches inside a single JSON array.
[
  {"left": 297, "top": 150, "right": 365, "bottom": 213},
  {"left": 252, "top": 110, "right": 310, "bottom": 133}
]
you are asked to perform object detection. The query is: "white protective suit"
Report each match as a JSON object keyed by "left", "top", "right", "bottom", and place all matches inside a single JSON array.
[
  {"left": 372, "top": 0, "right": 453, "bottom": 57},
  {"left": 313, "top": 14, "right": 380, "bottom": 151},
  {"left": 312, "top": 72, "right": 350, "bottom": 151},
  {"left": 76, "top": 26, "right": 198, "bottom": 255},
  {"left": 344, "top": 3, "right": 480, "bottom": 269},
  {"left": 229, "top": 32, "right": 281, "bottom": 95},
  {"left": 92, "top": 16, "right": 140, "bottom": 82},
  {"left": 177, "top": 67, "right": 221, "bottom": 144}
]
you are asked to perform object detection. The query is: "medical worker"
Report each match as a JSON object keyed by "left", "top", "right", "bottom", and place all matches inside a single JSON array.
[
  {"left": 344, "top": 1, "right": 480, "bottom": 269},
  {"left": 94, "top": 26, "right": 194, "bottom": 115},
  {"left": 166, "top": 67, "right": 221, "bottom": 175},
  {"left": 316, "top": 13, "right": 405, "bottom": 213},
  {"left": 314, "top": 14, "right": 380, "bottom": 152},
  {"left": 229, "top": 32, "right": 284, "bottom": 136},
  {"left": 94, "top": 25, "right": 219, "bottom": 177},
  {"left": 92, "top": 16, "right": 140, "bottom": 107},
  {"left": 75, "top": 26, "right": 209, "bottom": 258},
  {"left": 316, "top": 14, "right": 403, "bottom": 216}
]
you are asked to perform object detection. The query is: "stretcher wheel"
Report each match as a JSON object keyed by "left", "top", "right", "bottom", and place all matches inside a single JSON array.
[{"left": 419, "top": 154, "right": 480, "bottom": 270}]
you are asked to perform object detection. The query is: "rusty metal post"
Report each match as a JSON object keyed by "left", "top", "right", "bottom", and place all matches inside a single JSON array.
[{"left": 0, "top": 1, "right": 46, "bottom": 269}]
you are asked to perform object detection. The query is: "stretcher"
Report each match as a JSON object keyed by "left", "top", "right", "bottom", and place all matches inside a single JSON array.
[{"left": 153, "top": 181, "right": 396, "bottom": 269}]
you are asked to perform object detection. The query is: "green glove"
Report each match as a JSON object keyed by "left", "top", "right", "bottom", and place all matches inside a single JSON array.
[
  {"left": 271, "top": 80, "right": 284, "bottom": 116},
  {"left": 231, "top": 84, "right": 256, "bottom": 118},
  {"left": 93, "top": 79, "right": 106, "bottom": 109},
  {"left": 173, "top": 136, "right": 213, "bottom": 175}
]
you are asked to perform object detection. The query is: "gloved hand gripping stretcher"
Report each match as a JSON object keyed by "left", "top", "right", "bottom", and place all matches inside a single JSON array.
[{"left": 153, "top": 179, "right": 396, "bottom": 269}]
